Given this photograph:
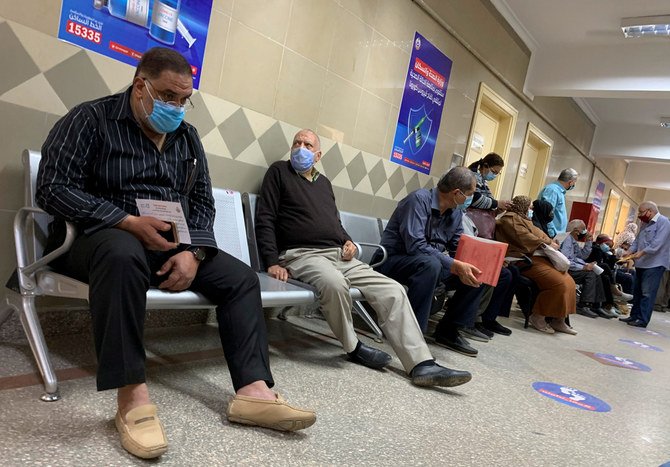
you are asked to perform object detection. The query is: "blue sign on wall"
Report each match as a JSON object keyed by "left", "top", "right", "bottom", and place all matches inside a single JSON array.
[
  {"left": 619, "top": 339, "right": 664, "bottom": 352},
  {"left": 592, "top": 353, "right": 652, "bottom": 372},
  {"left": 390, "top": 32, "right": 452, "bottom": 174},
  {"left": 532, "top": 382, "right": 611, "bottom": 412},
  {"left": 58, "top": 0, "right": 213, "bottom": 89}
]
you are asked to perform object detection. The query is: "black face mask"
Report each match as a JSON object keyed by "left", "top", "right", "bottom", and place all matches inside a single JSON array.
[{"left": 577, "top": 233, "right": 587, "bottom": 241}]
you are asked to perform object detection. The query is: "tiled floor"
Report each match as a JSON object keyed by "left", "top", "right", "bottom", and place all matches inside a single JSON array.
[{"left": 0, "top": 306, "right": 669, "bottom": 466}]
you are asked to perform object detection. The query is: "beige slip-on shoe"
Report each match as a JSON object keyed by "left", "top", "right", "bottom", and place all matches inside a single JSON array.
[
  {"left": 115, "top": 404, "right": 168, "bottom": 459},
  {"left": 226, "top": 393, "right": 316, "bottom": 432},
  {"left": 529, "top": 314, "right": 555, "bottom": 334},
  {"left": 549, "top": 319, "right": 578, "bottom": 335}
]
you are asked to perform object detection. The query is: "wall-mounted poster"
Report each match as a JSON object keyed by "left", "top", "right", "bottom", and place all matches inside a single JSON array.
[
  {"left": 58, "top": 0, "right": 213, "bottom": 89},
  {"left": 390, "top": 32, "right": 452, "bottom": 174}
]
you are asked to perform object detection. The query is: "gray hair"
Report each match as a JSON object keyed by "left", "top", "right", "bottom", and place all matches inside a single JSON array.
[
  {"left": 639, "top": 201, "right": 658, "bottom": 213},
  {"left": 567, "top": 219, "right": 585, "bottom": 231},
  {"left": 558, "top": 168, "right": 579, "bottom": 182},
  {"left": 437, "top": 166, "right": 475, "bottom": 193}
]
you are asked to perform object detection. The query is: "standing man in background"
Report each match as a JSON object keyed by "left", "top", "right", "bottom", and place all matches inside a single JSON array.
[
  {"left": 620, "top": 201, "right": 670, "bottom": 327},
  {"left": 538, "top": 168, "right": 579, "bottom": 238}
]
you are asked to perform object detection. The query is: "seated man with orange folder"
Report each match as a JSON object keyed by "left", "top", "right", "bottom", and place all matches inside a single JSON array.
[{"left": 376, "top": 167, "right": 512, "bottom": 357}]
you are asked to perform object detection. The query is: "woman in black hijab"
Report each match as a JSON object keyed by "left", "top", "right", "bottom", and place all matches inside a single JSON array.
[{"left": 532, "top": 199, "right": 554, "bottom": 238}]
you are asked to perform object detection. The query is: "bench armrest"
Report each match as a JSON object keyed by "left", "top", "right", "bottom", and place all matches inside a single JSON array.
[
  {"left": 353, "top": 241, "right": 387, "bottom": 268},
  {"left": 14, "top": 207, "right": 76, "bottom": 290}
]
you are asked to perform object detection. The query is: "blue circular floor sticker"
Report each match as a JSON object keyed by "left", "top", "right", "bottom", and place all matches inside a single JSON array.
[
  {"left": 592, "top": 353, "right": 652, "bottom": 372},
  {"left": 619, "top": 339, "right": 664, "bottom": 352},
  {"left": 532, "top": 382, "right": 611, "bottom": 412},
  {"left": 636, "top": 328, "right": 667, "bottom": 338}
]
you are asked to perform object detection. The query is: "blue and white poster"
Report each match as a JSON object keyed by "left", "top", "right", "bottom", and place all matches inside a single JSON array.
[
  {"left": 532, "top": 382, "right": 611, "bottom": 412},
  {"left": 58, "top": 0, "right": 213, "bottom": 89},
  {"left": 390, "top": 32, "right": 452, "bottom": 174}
]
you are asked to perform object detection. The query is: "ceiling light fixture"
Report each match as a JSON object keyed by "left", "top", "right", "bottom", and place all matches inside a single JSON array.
[
  {"left": 660, "top": 118, "right": 670, "bottom": 128},
  {"left": 621, "top": 15, "right": 670, "bottom": 38}
]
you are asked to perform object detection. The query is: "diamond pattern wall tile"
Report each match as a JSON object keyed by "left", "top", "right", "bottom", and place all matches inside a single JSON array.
[
  {"left": 405, "top": 172, "right": 420, "bottom": 195},
  {"left": 9, "top": 21, "right": 79, "bottom": 73},
  {"left": 369, "top": 159, "right": 387, "bottom": 194},
  {"left": 346, "top": 151, "right": 367, "bottom": 189},
  {"left": 321, "top": 144, "right": 346, "bottom": 179},
  {"left": 218, "top": 107, "right": 256, "bottom": 159},
  {"left": 236, "top": 140, "right": 268, "bottom": 168},
  {"left": 201, "top": 127, "right": 232, "bottom": 159},
  {"left": 201, "top": 93, "right": 240, "bottom": 126},
  {"left": 186, "top": 92, "right": 217, "bottom": 137},
  {"left": 388, "top": 167, "right": 406, "bottom": 199},
  {"left": 86, "top": 50, "right": 133, "bottom": 93},
  {"left": 353, "top": 176, "right": 374, "bottom": 195},
  {"left": 423, "top": 177, "right": 436, "bottom": 190},
  {"left": 243, "top": 107, "right": 276, "bottom": 139},
  {"left": 0, "top": 74, "right": 67, "bottom": 116},
  {"left": 331, "top": 167, "right": 353, "bottom": 189},
  {"left": 258, "top": 121, "right": 290, "bottom": 166},
  {"left": 0, "top": 22, "right": 40, "bottom": 95},
  {"left": 44, "top": 51, "right": 109, "bottom": 109}
]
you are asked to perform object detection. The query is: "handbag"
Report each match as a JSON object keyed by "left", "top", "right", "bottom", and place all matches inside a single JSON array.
[
  {"left": 465, "top": 207, "right": 496, "bottom": 240},
  {"left": 533, "top": 243, "right": 570, "bottom": 272}
]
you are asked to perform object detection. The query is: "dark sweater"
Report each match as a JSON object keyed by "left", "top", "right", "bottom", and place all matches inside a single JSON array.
[{"left": 255, "top": 161, "right": 352, "bottom": 267}]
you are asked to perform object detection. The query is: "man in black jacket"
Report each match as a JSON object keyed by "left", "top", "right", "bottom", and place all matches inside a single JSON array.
[{"left": 255, "top": 129, "right": 472, "bottom": 389}]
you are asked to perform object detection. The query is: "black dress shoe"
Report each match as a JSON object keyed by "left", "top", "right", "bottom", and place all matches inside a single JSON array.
[
  {"left": 474, "top": 323, "right": 494, "bottom": 338},
  {"left": 619, "top": 316, "right": 634, "bottom": 323},
  {"left": 627, "top": 320, "right": 647, "bottom": 328},
  {"left": 576, "top": 307, "right": 598, "bottom": 318},
  {"left": 348, "top": 343, "right": 392, "bottom": 370},
  {"left": 433, "top": 333, "right": 478, "bottom": 357},
  {"left": 410, "top": 362, "right": 472, "bottom": 388},
  {"left": 481, "top": 320, "right": 512, "bottom": 336}
]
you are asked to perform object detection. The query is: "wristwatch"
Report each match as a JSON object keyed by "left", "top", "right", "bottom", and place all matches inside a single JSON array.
[{"left": 187, "top": 246, "right": 206, "bottom": 262}]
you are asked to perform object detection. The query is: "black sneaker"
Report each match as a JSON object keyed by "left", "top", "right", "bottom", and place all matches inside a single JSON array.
[
  {"left": 433, "top": 333, "right": 478, "bottom": 357},
  {"left": 457, "top": 326, "right": 490, "bottom": 343},
  {"left": 481, "top": 320, "right": 512, "bottom": 336},
  {"left": 576, "top": 306, "right": 598, "bottom": 318},
  {"left": 474, "top": 322, "right": 495, "bottom": 338}
]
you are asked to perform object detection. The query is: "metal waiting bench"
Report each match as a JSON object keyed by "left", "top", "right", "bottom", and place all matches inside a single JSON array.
[
  {"left": 1, "top": 150, "right": 316, "bottom": 401},
  {"left": 243, "top": 193, "right": 387, "bottom": 341}
]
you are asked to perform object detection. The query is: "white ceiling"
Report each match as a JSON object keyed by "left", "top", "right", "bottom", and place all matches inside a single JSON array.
[{"left": 491, "top": 0, "right": 670, "bottom": 201}]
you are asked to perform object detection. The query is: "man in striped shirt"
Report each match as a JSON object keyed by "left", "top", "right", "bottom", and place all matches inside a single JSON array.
[{"left": 36, "top": 47, "right": 315, "bottom": 459}]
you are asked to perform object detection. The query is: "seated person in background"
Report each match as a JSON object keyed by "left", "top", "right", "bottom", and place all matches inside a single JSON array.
[
  {"left": 35, "top": 48, "right": 315, "bottom": 459},
  {"left": 531, "top": 199, "right": 554, "bottom": 238},
  {"left": 466, "top": 152, "right": 511, "bottom": 239},
  {"left": 586, "top": 234, "right": 634, "bottom": 310},
  {"left": 255, "top": 129, "right": 472, "bottom": 388},
  {"left": 614, "top": 222, "right": 638, "bottom": 251},
  {"left": 559, "top": 220, "right": 616, "bottom": 319},
  {"left": 376, "top": 167, "right": 493, "bottom": 357},
  {"left": 467, "top": 152, "right": 511, "bottom": 211},
  {"left": 495, "top": 196, "right": 577, "bottom": 335}
]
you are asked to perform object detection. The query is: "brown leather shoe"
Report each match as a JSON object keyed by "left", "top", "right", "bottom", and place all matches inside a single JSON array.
[
  {"left": 115, "top": 404, "right": 168, "bottom": 459},
  {"left": 226, "top": 393, "right": 316, "bottom": 432}
]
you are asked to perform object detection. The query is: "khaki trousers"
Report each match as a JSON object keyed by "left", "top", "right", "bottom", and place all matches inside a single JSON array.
[{"left": 280, "top": 247, "right": 433, "bottom": 373}]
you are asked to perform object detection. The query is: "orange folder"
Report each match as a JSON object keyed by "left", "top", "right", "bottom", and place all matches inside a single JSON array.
[{"left": 454, "top": 234, "right": 509, "bottom": 286}]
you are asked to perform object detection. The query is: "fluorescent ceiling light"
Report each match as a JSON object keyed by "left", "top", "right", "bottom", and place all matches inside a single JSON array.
[{"left": 621, "top": 15, "right": 670, "bottom": 38}]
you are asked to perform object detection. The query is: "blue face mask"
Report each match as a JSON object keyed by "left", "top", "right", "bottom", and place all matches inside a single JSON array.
[
  {"left": 527, "top": 210, "right": 533, "bottom": 219},
  {"left": 484, "top": 171, "right": 497, "bottom": 182},
  {"left": 142, "top": 82, "right": 185, "bottom": 134},
  {"left": 600, "top": 244, "right": 610, "bottom": 253},
  {"left": 290, "top": 147, "right": 315, "bottom": 173},
  {"left": 457, "top": 191, "right": 473, "bottom": 211},
  {"left": 567, "top": 182, "right": 575, "bottom": 191}
]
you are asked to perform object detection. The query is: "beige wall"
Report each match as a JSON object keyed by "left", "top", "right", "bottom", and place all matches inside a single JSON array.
[{"left": 0, "top": 0, "right": 641, "bottom": 285}]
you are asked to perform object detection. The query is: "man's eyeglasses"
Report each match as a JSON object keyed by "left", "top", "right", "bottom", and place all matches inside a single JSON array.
[{"left": 144, "top": 79, "right": 194, "bottom": 112}]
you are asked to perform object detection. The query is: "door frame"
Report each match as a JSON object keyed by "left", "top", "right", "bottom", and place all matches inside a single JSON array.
[
  {"left": 512, "top": 122, "right": 553, "bottom": 198},
  {"left": 465, "top": 82, "right": 518, "bottom": 198}
]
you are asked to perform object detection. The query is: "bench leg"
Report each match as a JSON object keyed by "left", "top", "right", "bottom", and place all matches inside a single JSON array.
[
  {"left": 352, "top": 301, "right": 384, "bottom": 343},
  {"left": 7, "top": 292, "right": 60, "bottom": 401}
]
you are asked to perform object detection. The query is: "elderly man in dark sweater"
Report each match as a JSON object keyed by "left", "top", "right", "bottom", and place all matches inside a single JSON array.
[{"left": 255, "top": 129, "right": 472, "bottom": 388}]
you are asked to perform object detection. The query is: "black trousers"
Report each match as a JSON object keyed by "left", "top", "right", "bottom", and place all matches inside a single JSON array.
[
  {"left": 569, "top": 269, "right": 606, "bottom": 306},
  {"left": 53, "top": 229, "right": 273, "bottom": 392}
]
